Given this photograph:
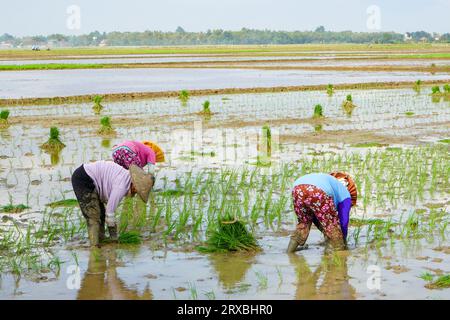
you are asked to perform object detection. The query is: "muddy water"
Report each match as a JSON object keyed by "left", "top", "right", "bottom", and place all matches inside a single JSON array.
[
  {"left": 1, "top": 68, "right": 450, "bottom": 99},
  {"left": 0, "top": 88, "right": 449, "bottom": 299},
  {"left": 0, "top": 233, "right": 448, "bottom": 299},
  {"left": 0, "top": 55, "right": 367, "bottom": 66}
]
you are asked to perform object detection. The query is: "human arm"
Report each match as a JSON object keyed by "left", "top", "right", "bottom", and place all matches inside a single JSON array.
[
  {"left": 105, "top": 186, "right": 129, "bottom": 227},
  {"left": 337, "top": 198, "right": 352, "bottom": 240}
]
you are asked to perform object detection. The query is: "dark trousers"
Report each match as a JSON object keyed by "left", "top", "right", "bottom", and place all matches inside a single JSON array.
[{"left": 72, "top": 165, "right": 105, "bottom": 237}]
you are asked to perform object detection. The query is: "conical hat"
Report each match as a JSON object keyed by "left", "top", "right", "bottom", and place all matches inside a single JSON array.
[
  {"left": 330, "top": 171, "right": 357, "bottom": 206},
  {"left": 129, "top": 164, "right": 154, "bottom": 203},
  {"left": 142, "top": 140, "right": 165, "bottom": 163}
]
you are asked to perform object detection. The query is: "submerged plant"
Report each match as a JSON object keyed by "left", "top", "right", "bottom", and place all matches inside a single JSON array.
[
  {"left": 97, "top": 116, "right": 116, "bottom": 135},
  {"left": 92, "top": 95, "right": 104, "bottom": 114},
  {"left": 312, "top": 104, "right": 324, "bottom": 118},
  {"left": 197, "top": 215, "right": 259, "bottom": 253},
  {"left": 41, "top": 127, "right": 66, "bottom": 152},
  {"left": 0, "top": 109, "right": 10, "bottom": 127},
  {"left": 326, "top": 84, "right": 334, "bottom": 96}
]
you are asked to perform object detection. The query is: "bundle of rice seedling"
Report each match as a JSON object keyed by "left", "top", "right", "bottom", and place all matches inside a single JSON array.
[
  {"left": 97, "top": 116, "right": 116, "bottom": 135},
  {"left": 118, "top": 231, "right": 142, "bottom": 244},
  {"left": 198, "top": 216, "right": 259, "bottom": 253},
  {"left": 341, "top": 94, "right": 357, "bottom": 116},
  {"left": 0, "top": 109, "right": 10, "bottom": 127},
  {"left": 41, "top": 127, "right": 66, "bottom": 152},
  {"left": 92, "top": 95, "right": 104, "bottom": 114}
]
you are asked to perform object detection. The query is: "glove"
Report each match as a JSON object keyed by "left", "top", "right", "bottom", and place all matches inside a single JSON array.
[{"left": 105, "top": 215, "right": 116, "bottom": 227}]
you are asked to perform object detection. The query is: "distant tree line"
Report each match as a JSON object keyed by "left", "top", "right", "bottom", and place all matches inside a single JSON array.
[{"left": 1, "top": 27, "right": 449, "bottom": 47}]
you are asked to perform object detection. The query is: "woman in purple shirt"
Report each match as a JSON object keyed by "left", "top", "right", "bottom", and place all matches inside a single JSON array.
[
  {"left": 287, "top": 171, "right": 358, "bottom": 253},
  {"left": 71, "top": 161, "right": 155, "bottom": 247}
]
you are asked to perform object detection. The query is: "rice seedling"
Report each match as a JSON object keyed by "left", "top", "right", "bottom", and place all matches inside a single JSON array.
[
  {"left": 203, "top": 290, "right": 216, "bottom": 300},
  {"left": 97, "top": 116, "right": 116, "bottom": 135},
  {"left": 0, "top": 109, "right": 10, "bottom": 127},
  {"left": 46, "top": 199, "right": 78, "bottom": 208},
  {"left": 413, "top": 80, "right": 422, "bottom": 93},
  {"left": 326, "top": 84, "right": 334, "bottom": 96},
  {"left": 92, "top": 95, "right": 104, "bottom": 114},
  {"left": 341, "top": 94, "right": 356, "bottom": 116},
  {"left": 202, "top": 100, "right": 211, "bottom": 115},
  {"left": 188, "top": 282, "right": 198, "bottom": 300},
  {"left": 179, "top": 90, "right": 190, "bottom": 105},
  {"left": 425, "top": 275, "right": 450, "bottom": 289},
  {"left": 255, "top": 271, "right": 268, "bottom": 290},
  {"left": 312, "top": 104, "right": 324, "bottom": 118},
  {"left": 40, "top": 127, "right": 66, "bottom": 152},
  {"left": 118, "top": 231, "right": 142, "bottom": 244},
  {"left": 431, "top": 86, "right": 441, "bottom": 95},
  {"left": 197, "top": 215, "right": 259, "bottom": 253},
  {"left": 1, "top": 204, "right": 30, "bottom": 213},
  {"left": 257, "top": 124, "right": 272, "bottom": 166}
]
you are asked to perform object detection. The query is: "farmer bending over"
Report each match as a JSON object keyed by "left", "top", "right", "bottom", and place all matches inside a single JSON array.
[
  {"left": 72, "top": 161, "right": 154, "bottom": 246},
  {"left": 287, "top": 172, "right": 357, "bottom": 253},
  {"left": 112, "top": 140, "right": 165, "bottom": 174}
]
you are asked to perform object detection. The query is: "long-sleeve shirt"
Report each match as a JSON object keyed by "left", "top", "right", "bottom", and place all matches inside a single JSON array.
[
  {"left": 83, "top": 161, "right": 131, "bottom": 218},
  {"left": 114, "top": 140, "right": 156, "bottom": 167},
  {"left": 293, "top": 173, "right": 352, "bottom": 239}
]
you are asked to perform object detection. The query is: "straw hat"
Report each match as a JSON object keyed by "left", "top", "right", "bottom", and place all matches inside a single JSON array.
[
  {"left": 330, "top": 171, "right": 357, "bottom": 206},
  {"left": 142, "top": 140, "right": 165, "bottom": 163},
  {"left": 129, "top": 164, "right": 154, "bottom": 203}
]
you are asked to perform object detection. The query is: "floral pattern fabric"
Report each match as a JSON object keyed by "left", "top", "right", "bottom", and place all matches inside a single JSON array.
[
  {"left": 292, "top": 184, "right": 344, "bottom": 246},
  {"left": 112, "top": 147, "right": 142, "bottom": 170}
]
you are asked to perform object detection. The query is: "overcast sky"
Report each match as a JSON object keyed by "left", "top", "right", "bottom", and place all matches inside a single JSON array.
[{"left": 1, "top": 0, "right": 449, "bottom": 36}]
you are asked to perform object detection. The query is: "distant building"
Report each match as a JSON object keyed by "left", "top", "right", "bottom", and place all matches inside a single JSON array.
[
  {"left": 0, "top": 41, "right": 13, "bottom": 48},
  {"left": 99, "top": 40, "right": 108, "bottom": 47},
  {"left": 403, "top": 33, "right": 412, "bottom": 41}
]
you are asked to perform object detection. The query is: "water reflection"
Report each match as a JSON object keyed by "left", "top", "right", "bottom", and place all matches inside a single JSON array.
[
  {"left": 208, "top": 252, "right": 256, "bottom": 290},
  {"left": 290, "top": 249, "right": 355, "bottom": 300},
  {"left": 77, "top": 247, "right": 153, "bottom": 300}
]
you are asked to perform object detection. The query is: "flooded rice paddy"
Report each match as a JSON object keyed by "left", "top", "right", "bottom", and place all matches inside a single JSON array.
[
  {"left": 1, "top": 68, "right": 449, "bottom": 99},
  {"left": 0, "top": 83, "right": 449, "bottom": 299}
]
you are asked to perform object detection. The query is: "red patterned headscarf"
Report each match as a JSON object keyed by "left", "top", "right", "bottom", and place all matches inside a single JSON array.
[{"left": 330, "top": 172, "right": 358, "bottom": 206}]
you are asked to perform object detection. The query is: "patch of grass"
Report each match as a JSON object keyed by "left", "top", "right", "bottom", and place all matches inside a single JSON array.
[
  {"left": 118, "top": 231, "right": 142, "bottom": 244},
  {"left": 405, "top": 111, "right": 415, "bottom": 116},
  {"left": 0, "top": 63, "right": 106, "bottom": 71},
  {"left": 438, "top": 139, "right": 450, "bottom": 144},
  {"left": 351, "top": 142, "right": 387, "bottom": 148},
  {"left": 198, "top": 216, "right": 259, "bottom": 253},
  {"left": 1, "top": 204, "right": 30, "bottom": 213},
  {"left": 40, "top": 127, "right": 66, "bottom": 152},
  {"left": 46, "top": 199, "right": 78, "bottom": 208},
  {"left": 425, "top": 275, "right": 450, "bottom": 290}
]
